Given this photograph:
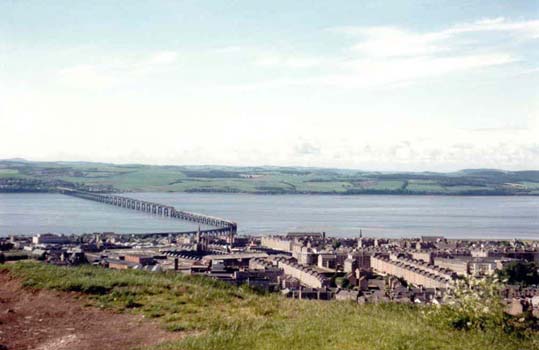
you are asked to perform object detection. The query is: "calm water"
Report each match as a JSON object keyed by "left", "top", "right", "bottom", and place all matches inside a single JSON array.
[{"left": 0, "top": 193, "right": 538, "bottom": 239}]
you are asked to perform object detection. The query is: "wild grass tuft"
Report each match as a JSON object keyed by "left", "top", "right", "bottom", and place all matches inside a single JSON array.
[{"left": 3, "top": 262, "right": 538, "bottom": 350}]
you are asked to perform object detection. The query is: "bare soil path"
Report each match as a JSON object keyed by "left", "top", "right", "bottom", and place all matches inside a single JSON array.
[{"left": 0, "top": 270, "right": 182, "bottom": 350}]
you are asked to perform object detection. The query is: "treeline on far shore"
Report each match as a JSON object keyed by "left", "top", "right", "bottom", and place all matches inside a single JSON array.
[{"left": 1, "top": 160, "right": 539, "bottom": 195}]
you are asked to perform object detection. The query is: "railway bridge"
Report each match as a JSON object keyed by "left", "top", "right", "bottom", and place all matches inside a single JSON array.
[{"left": 57, "top": 188, "right": 237, "bottom": 241}]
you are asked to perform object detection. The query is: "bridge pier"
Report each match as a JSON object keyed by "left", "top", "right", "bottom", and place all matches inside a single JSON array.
[{"left": 57, "top": 187, "right": 237, "bottom": 243}]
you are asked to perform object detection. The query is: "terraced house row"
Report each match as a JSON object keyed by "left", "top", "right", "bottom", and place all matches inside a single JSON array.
[
  {"left": 371, "top": 254, "right": 455, "bottom": 290},
  {"left": 272, "top": 257, "right": 330, "bottom": 289}
]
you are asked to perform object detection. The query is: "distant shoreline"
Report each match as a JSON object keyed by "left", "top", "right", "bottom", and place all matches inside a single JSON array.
[
  {"left": 1, "top": 160, "right": 538, "bottom": 196},
  {"left": 1, "top": 189, "right": 539, "bottom": 196}
]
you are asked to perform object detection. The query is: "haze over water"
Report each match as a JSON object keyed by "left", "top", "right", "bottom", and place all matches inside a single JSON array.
[{"left": 0, "top": 192, "right": 538, "bottom": 239}]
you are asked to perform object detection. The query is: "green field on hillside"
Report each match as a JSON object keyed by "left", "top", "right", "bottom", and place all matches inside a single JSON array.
[
  {"left": 2, "top": 160, "right": 539, "bottom": 195},
  {"left": 0, "top": 168, "right": 19, "bottom": 177},
  {"left": 3, "top": 262, "right": 537, "bottom": 350},
  {"left": 404, "top": 180, "right": 448, "bottom": 193}
]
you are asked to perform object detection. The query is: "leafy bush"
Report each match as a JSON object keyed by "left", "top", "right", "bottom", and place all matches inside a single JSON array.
[
  {"left": 334, "top": 276, "right": 350, "bottom": 289},
  {"left": 498, "top": 261, "right": 539, "bottom": 287},
  {"left": 425, "top": 276, "right": 505, "bottom": 331},
  {"left": 425, "top": 275, "right": 538, "bottom": 340}
]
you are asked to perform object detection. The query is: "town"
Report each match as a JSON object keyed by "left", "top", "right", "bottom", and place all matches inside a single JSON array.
[{"left": 2, "top": 229, "right": 538, "bottom": 318}]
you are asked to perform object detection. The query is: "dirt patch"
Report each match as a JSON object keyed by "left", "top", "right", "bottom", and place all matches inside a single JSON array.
[{"left": 0, "top": 270, "right": 183, "bottom": 350}]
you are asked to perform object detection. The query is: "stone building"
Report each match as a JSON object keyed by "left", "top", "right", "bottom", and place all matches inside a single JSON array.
[
  {"left": 344, "top": 252, "right": 372, "bottom": 273},
  {"left": 274, "top": 257, "right": 330, "bottom": 289},
  {"left": 292, "top": 244, "right": 318, "bottom": 265},
  {"left": 371, "top": 255, "right": 453, "bottom": 289},
  {"left": 318, "top": 253, "right": 337, "bottom": 270},
  {"left": 260, "top": 236, "right": 293, "bottom": 252},
  {"left": 434, "top": 257, "right": 470, "bottom": 276},
  {"left": 32, "top": 233, "right": 71, "bottom": 245},
  {"left": 412, "top": 251, "right": 433, "bottom": 264},
  {"left": 468, "top": 260, "right": 497, "bottom": 276}
]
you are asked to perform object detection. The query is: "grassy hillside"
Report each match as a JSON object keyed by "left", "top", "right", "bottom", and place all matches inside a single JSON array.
[
  {"left": 3, "top": 262, "right": 538, "bottom": 350},
  {"left": 1, "top": 159, "right": 539, "bottom": 195}
]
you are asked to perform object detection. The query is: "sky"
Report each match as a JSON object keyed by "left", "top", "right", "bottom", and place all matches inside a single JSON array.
[{"left": 0, "top": 1, "right": 538, "bottom": 171}]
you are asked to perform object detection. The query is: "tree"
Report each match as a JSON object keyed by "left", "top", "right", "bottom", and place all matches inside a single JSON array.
[
  {"left": 334, "top": 276, "right": 350, "bottom": 289},
  {"left": 425, "top": 275, "right": 539, "bottom": 338},
  {"left": 498, "top": 261, "right": 539, "bottom": 287},
  {"left": 424, "top": 276, "right": 506, "bottom": 332}
]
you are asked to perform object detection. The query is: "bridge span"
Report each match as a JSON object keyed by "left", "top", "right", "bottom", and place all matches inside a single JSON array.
[{"left": 57, "top": 188, "right": 237, "bottom": 239}]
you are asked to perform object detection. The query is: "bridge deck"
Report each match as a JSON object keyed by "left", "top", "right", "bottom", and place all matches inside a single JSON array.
[{"left": 57, "top": 187, "right": 237, "bottom": 236}]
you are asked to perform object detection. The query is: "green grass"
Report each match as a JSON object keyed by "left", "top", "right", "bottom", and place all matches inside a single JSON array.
[
  {"left": 406, "top": 180, "right": 447, "bottom": 193},
  {"left": 2, "top": 262, "right": 537, "bottom": 350},
  {"left": 0, "top": 168, "right": 19, "bottom": 177},
  {"left": 294, "top": 181, "right": 352, "bottom": 193},
  {"left": 444, "top": 185, "right": 492, "bottom": 193},
  {"left": 522, "top": 182, "right": 539, "bottom": 190},
  {"left": 77, "top": 167, "right": 184, "bottom": 192},
  {"left": 2, "top": 160, "right": 539, "bottom": 195},
  {"left": 359, "top": 180, "right": 405, "bottom": 191}
]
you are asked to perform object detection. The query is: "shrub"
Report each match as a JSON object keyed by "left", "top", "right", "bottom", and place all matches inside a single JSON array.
[
  {"left": 498, "top": 261, "right": 539, "bottom": 287},
  {"left": 425, "top": 275, "right": 537, "bottom": 338},
  {"left": 425, "top": 276, "right": 505, "bottom": 330}
]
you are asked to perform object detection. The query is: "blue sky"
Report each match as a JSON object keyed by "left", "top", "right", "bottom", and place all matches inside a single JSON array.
[{"left": 1, "top": 1, "right": 538, "bottom": 170}]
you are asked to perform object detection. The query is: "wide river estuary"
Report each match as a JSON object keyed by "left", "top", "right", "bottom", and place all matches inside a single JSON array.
[{"left": 0, "top": 193, "right": 538, "bottom": 239}]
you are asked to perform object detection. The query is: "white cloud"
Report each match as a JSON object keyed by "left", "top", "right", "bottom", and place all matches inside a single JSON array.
[
  {"left": 445, "top": 17, "right": 539, "bottom": 38},
  {"left": 254, "top": 54, "right": 324, "bottom": 69},
  {"left": 58, "top": 64, "right": 119, "bottom": 89},
  {"left": 238, "top": 52, "right": 515, "bottom": 91},
  {"left": 147, "top": 51, "right": 179, "bottom": 65},
  {"left": 2, "top": 17, "right": 537, "bottom": 171},
  {"left": 212, "top": 46, "right": 243, "bottom": 54},
  {"left": 295, "top": 141, "right": 321, "bottom": 156},
  {"left": 244, "top": 18, "right": 537, "bottom": 90},
  {"left": 57, "top": 50, "right": 179, "bottom": 89},
  {"left": 349, "top": 27, "right": 449, "bottom": 58},
  {"left": 333, "top": 18, "right": 539, "bottom": 59},
  {"left": 334, "top": 53, "right": 515, "bottom": 87}
]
